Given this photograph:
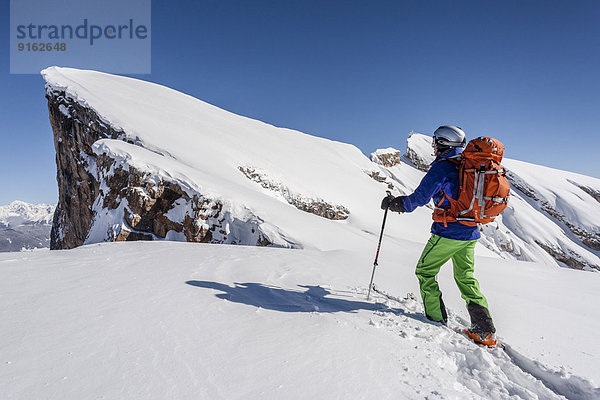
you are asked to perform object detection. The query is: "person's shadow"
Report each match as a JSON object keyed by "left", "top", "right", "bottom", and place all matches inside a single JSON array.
[
  {"left": 185, "top": 281, "right": 386, "bottom": 313},
  {"left": 185, "top": 281, "right": 434, "bottom": 327}
]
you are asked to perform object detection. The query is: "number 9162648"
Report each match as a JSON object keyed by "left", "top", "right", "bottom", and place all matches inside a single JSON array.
[{"left": 18, "top": 43, "right": 67, "bottom": 51}]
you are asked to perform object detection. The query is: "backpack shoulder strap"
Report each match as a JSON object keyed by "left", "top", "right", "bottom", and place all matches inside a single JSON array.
[{"left": 441, "top": 154, "right": 461, "bottom": 168}]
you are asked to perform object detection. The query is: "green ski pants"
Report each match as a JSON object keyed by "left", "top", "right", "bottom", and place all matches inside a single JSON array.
[{"left": 415, "top": 234, "right": 490, "bottom": 322}]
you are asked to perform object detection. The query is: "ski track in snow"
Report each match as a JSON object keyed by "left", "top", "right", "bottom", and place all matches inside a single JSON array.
[{"left": 365, "top": 287, "right": 599, "bottom": 400}]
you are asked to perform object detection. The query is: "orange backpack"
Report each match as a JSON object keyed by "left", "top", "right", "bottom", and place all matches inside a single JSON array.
[{"left": 433, "top": 137, "right": 510, "bottom": 227}]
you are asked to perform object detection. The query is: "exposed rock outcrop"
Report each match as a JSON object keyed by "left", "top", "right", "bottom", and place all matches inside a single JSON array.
[
  {"left": 91, "top": 153, "right": 273, "bottom": 246},
  {"left": 47, "top": 89, "right": 274, "bottom": 249},
  {"left": 47, "top": 89, "right": 122, "bottom": 249},
  {"left": 569, "top": 180, "right": 600, "bottom": 204},
  {"left": 506, "top": 171, "right": 539, "bottom": 201},
  {"left": 535, "top": 241, "right": 588, "bottom": 270},
  {"left": 371, "top": 134, "right": 434, "bottom": 172},
  {"left": 365, "top": 171, "right": 395, "bottom": 190},
  {"left": 404, "top": 133, "right": 435, "bottom": 172},
  {"left": 539, "top": 201, "right": 600, "bottom": 252},
  {"left": 238, "top": 167, "right": 349, "bottom": 220},
  {"left": 371, "top": 148, "right": 401, "bottom": 168}
]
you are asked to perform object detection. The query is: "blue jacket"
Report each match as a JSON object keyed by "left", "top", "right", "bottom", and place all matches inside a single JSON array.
[{"left": 401, "top": 147, "right": 480, "bottom": 241}]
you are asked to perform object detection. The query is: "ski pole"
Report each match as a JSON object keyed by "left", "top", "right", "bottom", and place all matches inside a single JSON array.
[{"left": 367, "top": 190, "right": 392, "bottom": 301}]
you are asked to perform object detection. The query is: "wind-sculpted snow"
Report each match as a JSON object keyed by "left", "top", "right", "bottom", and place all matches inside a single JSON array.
[{"left": 1, "top": 242, "right": 598, "bottom": 399}]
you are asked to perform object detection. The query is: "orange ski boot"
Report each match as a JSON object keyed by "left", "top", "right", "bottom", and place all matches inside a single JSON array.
[{"left": 463, "top": 329, "right": 498, "bottom": 348}]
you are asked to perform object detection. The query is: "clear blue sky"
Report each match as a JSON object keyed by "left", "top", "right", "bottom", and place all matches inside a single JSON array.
[{"left": 1, "top": 0, "right": 599, "bottom": 205}]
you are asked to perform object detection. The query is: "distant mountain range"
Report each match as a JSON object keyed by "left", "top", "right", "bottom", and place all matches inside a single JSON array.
[{"left": 0, "top": 201, "right": 55, "bottom": 252}]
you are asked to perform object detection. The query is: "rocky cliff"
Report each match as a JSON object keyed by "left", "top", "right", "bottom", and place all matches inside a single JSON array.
[
  {"left": 47, "top": 90, "right": 118, "bottom": 249},
  {"left": 43, "top": 67, "right": 366, "bottom": 251},
  {"left": 46, "top": 90, "right": 277, "bottom": 249}
]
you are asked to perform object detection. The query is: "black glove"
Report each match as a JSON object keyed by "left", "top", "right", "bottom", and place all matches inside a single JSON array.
[
  {"left": 381, "top": 194, "right": 406, "bottom": 213},
  {"left": 389, "top": 196, "right": 406, "bottom": 213},
  {"left": 381, "top": 193, "right": 395, "bottom": 210}
]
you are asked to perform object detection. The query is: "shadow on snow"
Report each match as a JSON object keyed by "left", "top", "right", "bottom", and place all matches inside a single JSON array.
[
  {"left": 186, "top": 281, "right": 388, "bottom": 314},
  {"left": 186, "top": 281, "right": 439, "bottom": 327}
]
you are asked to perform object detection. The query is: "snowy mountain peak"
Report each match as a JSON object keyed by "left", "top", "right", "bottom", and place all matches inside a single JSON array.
[
  {"left": 0, "top": 201, "right": 55, "bottom": 252},
  {"left": 0, "top": 200, "right": 55, "bottom": 228}
]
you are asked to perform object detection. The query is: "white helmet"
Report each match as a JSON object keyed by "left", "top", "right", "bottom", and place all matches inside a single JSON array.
[{"left": 433, "top": 125, "right": 466, "bottom": 149}]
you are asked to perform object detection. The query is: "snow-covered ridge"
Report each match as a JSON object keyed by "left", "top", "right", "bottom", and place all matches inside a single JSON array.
[
  {"left": 42, "top": 66, "right": 388, "bottom": 252},
  {"left": 43, "top": 66, "right": 600, "bottom": 271}
]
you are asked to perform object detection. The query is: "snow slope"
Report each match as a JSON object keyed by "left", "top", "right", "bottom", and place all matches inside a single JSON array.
[
  {"left": 0, "top": 242, "right": 598, "bottom": 399},
  {"left": 502, "top": 158, "right": 600, "bottom": 267}
]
